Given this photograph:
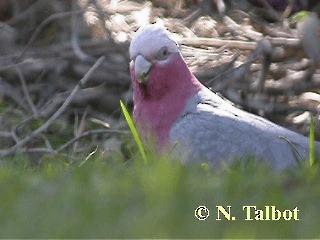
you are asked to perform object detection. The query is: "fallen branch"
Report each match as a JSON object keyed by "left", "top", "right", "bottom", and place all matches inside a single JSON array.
[
  {"left": 222, "top": 15, "right": 263, "bottom": 41},
  {"left": 0, "top": 56, "right": 105, "bottom": 157},
  {"left": 15, "top": 68, "right": 39, "bottom": 117},
  {"left": 23, "top": 129, "right": 129, "bottom": 155},
  {"left": 179, "top": 36, "right": 301, "bottom": 50},
  {"left": 179, "top": 37, "right": 257, "bottom": 50},
  {"left": 16, "top": 10, "right": 84, "bottom": 61},
  {"left": 56, "top": 129, "right": 129, "bottom": 152}
]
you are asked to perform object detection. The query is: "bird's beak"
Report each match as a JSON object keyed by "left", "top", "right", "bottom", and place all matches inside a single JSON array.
[{"left": 134, "top": 55, "right": 152, "bottom": 84}]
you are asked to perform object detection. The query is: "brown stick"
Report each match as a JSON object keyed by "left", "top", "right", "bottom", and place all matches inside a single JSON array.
[
  {"left": 0, "top": 56, "right": 105, "bottom": 157},
  {"left": 179, "top": 36, "right": 301, "bottom": 50}
]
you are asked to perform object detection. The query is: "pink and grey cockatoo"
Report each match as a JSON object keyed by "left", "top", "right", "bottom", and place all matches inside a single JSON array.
[{"left": 129, "top": 24, "right": 319, "bottom": 169}]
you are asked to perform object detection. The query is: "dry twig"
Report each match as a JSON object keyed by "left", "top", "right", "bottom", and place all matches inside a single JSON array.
[{"left": 0, "top": 56, "right": 105, "bottom": 157}]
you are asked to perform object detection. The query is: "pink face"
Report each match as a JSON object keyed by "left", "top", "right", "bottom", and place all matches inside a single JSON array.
[
  {"left": 131, "top": 52, "right": 187, "bottom": 100},
  {"left": 129, "top": 25, "right": 203, "bottom": 147},
  {"left": 130, "top": 50, "right": 202, "bottom": 147}
]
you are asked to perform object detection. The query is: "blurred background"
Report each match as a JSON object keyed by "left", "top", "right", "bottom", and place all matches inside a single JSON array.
[{"left": 0, "top": 0, "right": 319, "bottom": 161}]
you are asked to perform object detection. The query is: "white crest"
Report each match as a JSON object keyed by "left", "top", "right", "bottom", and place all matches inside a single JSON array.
[{"left": 129, "top": 24, "right": 179, "bottom": 60}]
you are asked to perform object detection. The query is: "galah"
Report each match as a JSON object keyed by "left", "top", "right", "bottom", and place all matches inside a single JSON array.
[{"left": 129, "top": 24, "right": 319, "bottom": 169}]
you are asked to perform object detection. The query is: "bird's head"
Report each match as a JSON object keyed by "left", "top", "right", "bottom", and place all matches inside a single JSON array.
[
  {"left": 129, "top": 24, "right": 202, "bottom": 146},
  {"left": 130, "top": 24, "right": 179, "bottom": 83},
  {"left": 129, "top": 24, "right": 200, "bottom": 99}
]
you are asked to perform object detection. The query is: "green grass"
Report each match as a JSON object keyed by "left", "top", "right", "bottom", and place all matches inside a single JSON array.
[
  {"left": 0, "top": 151, "right": 319, "bottom": 238},
  {"left": 0, "top": 103, "right": 318, "bottom": 238},
  {"left": 309, "top": 117, "right": 316, "bottom": 167},
  {"left": 288, "top": 10, "right": 309, "bottom": 24},
  {"left": 120, "top": 100, "right": 147, "bottom": 164}
]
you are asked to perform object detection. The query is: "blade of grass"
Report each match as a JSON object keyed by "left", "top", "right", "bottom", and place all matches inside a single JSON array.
[
  {"left": 120, "top": 100, "right": 147, "bottom": 164},
  {"left": 288, "top": 10, "right": 309, "bottom": 24},
  {"left": 309, "top": 116, "right": 315, "bottom": 167}
]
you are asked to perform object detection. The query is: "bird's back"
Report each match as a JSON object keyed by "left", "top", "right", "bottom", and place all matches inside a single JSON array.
[{"left": 170, "top": 87, "right": 315, "bottom": 170}]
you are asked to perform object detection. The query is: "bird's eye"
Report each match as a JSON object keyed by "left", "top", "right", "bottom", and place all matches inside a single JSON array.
[
  {"left": 162, "top": 49, "right": 168, "bottom": 56},
  {"left": 157, "top": 47, "right": 169, "bottom": 60}
]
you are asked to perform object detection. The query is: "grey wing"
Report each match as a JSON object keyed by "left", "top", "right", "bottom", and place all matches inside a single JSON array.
[{"left": 170, "top": 89, "right": 312, "bottom": 170}]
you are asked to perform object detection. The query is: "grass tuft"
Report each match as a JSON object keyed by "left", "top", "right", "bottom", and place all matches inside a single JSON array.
[
  {"left": 288, "top": 10, "right": 309, "bottom": 23},
  {"left": 309, "top": 116, "right": 315, "bottom": 167},
  {"left": 0, "top": 154, "right": 319, "bottom": 238},
  {"left": 0, "top": 101, "right": 319, "bottom": 238},
  {"left": 120, "top": 100, "right": 147, "bottom": 164}
]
